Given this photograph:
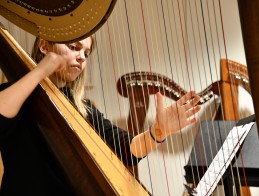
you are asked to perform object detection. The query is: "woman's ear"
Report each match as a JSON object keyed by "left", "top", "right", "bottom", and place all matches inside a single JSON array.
[{"left": 38, "top": 39, "right": 50, "bottom": 55}]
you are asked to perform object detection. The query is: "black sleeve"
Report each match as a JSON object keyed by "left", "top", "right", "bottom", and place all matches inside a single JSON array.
[
  {"left": 0, "top": 83, "right": 20, "bottom": 146},
  {"left": 86, "top": 101, "right": 141, "bottom": 166},
  {"left": 0, "top": 114, "right": 19, "bottom": 142}
]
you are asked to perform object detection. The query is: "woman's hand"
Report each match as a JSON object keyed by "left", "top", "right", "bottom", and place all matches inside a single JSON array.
[
  {"left": 151, "top": 91, "right": 201, "bottom": 141},
  {"left": 35, "top": 52, "right": 66, "bottom": 79},
  {"left": 0, "top": 52, "right": 66, "bottom": 118}
]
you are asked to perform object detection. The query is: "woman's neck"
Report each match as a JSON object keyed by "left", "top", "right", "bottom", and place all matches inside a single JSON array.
[{"left": 49, "top": 75, "right": 66, "bottom": 88}]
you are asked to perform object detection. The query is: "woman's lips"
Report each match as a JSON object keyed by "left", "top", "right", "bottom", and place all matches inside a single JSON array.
[{"left": 71, "top": 64, "right": 82, "bottom": 71}]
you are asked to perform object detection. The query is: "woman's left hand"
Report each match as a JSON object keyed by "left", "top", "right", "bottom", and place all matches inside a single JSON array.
[{"left": 151, "top": 91, "right": 201, "bottom": 140}]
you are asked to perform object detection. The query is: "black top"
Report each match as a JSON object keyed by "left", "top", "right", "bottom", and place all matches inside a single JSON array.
[{"left": 0, "top": 83, "right": 140, "bottom": 195}]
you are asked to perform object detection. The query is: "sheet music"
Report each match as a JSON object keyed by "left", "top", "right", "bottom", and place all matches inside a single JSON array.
[{"left": 194, "top": 122, "right": 254, "bottom": 196}]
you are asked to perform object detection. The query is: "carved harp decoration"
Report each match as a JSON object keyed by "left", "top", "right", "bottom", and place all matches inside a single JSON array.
[{"left": 0, "top": 0, "right": 116, "bottom": 42}]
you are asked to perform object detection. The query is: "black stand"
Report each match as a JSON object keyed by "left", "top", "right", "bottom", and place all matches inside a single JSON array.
[{"left": 184, "top": 115, "right": 259, "bottom": 196}]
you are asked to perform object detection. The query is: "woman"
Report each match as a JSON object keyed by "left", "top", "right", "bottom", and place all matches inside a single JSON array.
[{"left": 0, "top": 36, "right": 201, "bottom": 195}]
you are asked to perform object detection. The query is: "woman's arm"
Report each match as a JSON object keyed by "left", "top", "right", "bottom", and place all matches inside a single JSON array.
[
  {"left": 0, "top": 52, "right": 65, "bottom": 118},
  {"left": 130, "top": 91, "right": 201, "bottom": 158}
]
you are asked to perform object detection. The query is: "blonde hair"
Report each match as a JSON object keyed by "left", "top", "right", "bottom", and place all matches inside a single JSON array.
[{"left": 31, "top": 37, "right": 95, "bottom": 117}]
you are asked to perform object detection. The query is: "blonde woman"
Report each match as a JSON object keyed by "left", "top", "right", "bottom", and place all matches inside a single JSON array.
[{"left": 0, "top": 36, "right": 201, "bottom": 195}]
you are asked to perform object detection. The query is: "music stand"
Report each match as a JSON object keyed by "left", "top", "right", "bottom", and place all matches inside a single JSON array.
[{"left": 184, "top": 115, "right": 259, "bottom": 196}]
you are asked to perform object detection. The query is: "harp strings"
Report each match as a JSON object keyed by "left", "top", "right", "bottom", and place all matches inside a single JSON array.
[
  {"left": 185, "top": 0, "right": 208, "bottom": 189},
  {"left": 138, "top": 0, "right": 181, "bottom": 193},
  {"left": 190, "top": 0, "right": 237, "bottom": 193},
  {"left": 108, "top": 1, "right": 251, "bottom": 194},
  {"left": 119, "top": 0, "right": 147, "bottom": 173},
  {"left": 118, "top": 0, "right": 197, "bottom": 192},
  {"left": 107, "top": 20, "right": 134, "bottom": 170},
  {"left": 137, "top": 0, "right": 172, "bottom": 193},
  {"left": 153, "top": 0, "right": 182, "bottom": 193},
  {"left": 196, "top": 0, "right": 250, "bottom": 193},
  {"left": 107, "top": 0, "right": 155, "bottom": 180},
  {"left": 118, "top": 0, "right": 199, "bottom": 193},
  {"left": 95, "top": 0, "right": 167, "bottom": 193},
  {"left": 193, "top": 0, "right": 223, "bottom": 191},
  {"left": 158, "top": 0, "right": 193, "bottom": 193},
  {"left": 218, "top": 0, "right": 250, "bottom": 192}
]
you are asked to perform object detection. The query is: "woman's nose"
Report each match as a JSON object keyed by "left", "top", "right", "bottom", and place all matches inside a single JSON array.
[{"left": 76, "top": 51, "right": 85, "bottom": 63}]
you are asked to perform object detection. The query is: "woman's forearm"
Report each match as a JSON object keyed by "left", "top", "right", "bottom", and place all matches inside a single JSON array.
[
  {"left": 0, "top": 52, "right": 65, "bottom": 118},
  {"left": 0, "top": 67, "right": 46, "bottom": 118},
  {"left": 130, "top": 125, "right": 165, "bottom": 158}
]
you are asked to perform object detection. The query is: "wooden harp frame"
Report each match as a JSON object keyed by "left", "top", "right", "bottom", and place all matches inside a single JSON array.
[
  {"left": 0, "top": 0, "right": 116, "bottom": 42},
  {"left": 238, "top": 0, "right": 259, "bottom": 130}
]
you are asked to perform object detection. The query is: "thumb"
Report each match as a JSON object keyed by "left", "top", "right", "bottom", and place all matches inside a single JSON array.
[{"left": 156, "top": 92, "right": 164, "bottom": 111}]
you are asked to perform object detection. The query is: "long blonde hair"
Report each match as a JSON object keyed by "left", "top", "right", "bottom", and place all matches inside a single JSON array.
[{"left": 31, "top": 37, "right": 95, "bottom": 117}]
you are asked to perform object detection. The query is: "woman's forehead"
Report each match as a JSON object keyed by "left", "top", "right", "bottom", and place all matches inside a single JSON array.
[{"left": 77, "top": 37, "right": 92, "bottom": 47}]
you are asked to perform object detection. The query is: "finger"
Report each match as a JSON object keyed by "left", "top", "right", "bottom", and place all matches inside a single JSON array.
[
  {"left": 183, "top": 95, "right": 200, "bottom": 111},
  {"left": 56, "top": 57, "right": 67, "bottom": 71},
  {"left": 192, "top": 95, "right": 201, "bottom": 105},
  {"left": 177, "top": 90, "right": 196, "bottom": 106},
  {"left": 188, "top": 117, "right": 197, "bottom": 125},
  {"left": 185, "top": 105, "right": 201, "bottom": 118}
]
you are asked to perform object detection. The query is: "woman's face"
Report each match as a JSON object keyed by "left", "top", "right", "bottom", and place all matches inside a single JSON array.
[{"left": 45, "top": 37, "right": 92, "bottom": 87}]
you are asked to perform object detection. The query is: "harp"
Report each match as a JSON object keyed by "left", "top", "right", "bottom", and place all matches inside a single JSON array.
[
  {"left": 116, "top": 58, "right": 251, "bottom": 136},
  {"left": 0, "top": 0, "right": 259, "bottom": 196},
  {"left": 0, "top": 0, "right": 116, "bottom": 43},
  {"left": 0, "top": 0, "right": 149, "bottom": 195}
]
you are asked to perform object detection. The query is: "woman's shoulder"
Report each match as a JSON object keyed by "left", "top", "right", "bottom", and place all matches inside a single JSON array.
[
  {"left": 83, "top": 99, "right": 98, "bottom": 110},
  {"left": 84, "top": 100, "right": 103, "bottom": 119}
]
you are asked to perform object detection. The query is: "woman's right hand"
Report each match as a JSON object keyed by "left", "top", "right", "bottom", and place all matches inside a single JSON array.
[
  {"left": 35, "top": 52, "right": 66, "bottom": 79},
  {"left": 0, "top": 52, "right": 66, "bottom": 118}
]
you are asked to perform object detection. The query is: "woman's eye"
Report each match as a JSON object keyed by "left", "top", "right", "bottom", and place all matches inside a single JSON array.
[
  {"left": 68, "top": 45, "right": 77, "bottom": 50},
  {"left": 85, "top": 53, "right": 90, "bottom": 58}
]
